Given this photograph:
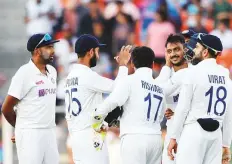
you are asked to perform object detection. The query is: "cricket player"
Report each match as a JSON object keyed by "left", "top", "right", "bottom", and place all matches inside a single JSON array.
[
  {"left": 1, "top": 33, "right": 59, "bottom": 164},
  {"left": 65, "top": 34, "right": 132, "bottom": 164},
  {"left": 92, "top": 46, "right": 168, "bottom": 164},
  {"left": 168, "top": 33, "right": 232, "bottom": 164},
  {"left": 161, "top": 34, "right": 190, "bottom": 164}
]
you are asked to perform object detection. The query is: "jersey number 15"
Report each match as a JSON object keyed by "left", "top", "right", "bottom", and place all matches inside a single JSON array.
[{"left": 66, "top": 88, "right": 82, "bottom": 117}]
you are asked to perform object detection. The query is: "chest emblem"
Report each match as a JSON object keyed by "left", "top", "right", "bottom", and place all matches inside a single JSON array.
[{"left": 51, "top": 78, "right": 55, "bottom": 84}]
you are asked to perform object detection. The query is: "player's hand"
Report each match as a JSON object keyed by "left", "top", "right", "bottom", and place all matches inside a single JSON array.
[
  {"left": 165, "top": 108, "right": 174, "bottom": 120},
  {"left": 167, "top": 138, "right": 178, "bottom": 160},
  {"left": 92, "top": 117, "right": 108, "bottom": 133},
  {"left": 11, "top": 135, "right": 15, "bottom": 143},
  {"left": 222, "top": 147, "right": 231, "bottom": 164},
  {"left": 116, "top": 45, "right": 133, "bottom": 66},
  {"left": 165, "top": 51, "right": 172, "bottom": 67},
  {"left": 99, "top": 121, "right": 109, "bottom": 133}
]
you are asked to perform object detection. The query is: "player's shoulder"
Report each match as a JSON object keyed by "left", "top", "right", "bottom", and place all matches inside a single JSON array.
[
  {"left": 119, "top": 74, "right": 132, "bottom": 82},
  {"left": 15, "top": 62, "right": 32, "bottom": 76},
  {"left": 116, "top": 74, "right": 133, "bottom": 87},
  {"left": 184, "top": 64, "right": 202, "bottom": 77},
  {"left": 174, "top": 66, "right": 197, "bottom": 85},
  {"left": 67, "top": 64, "right": 93, "bottom": 82},
  {"left": 126, "top": 73, "right": 137, "bottom": 81},
  {"left": 217, "top": 64, "right": 230, "bottom": 75},
  {"left": 228, "top": 79, "right": 232, "bottom": 86},
  {"left": 173, "top": 67, "right": 190, "bottom": 78}
]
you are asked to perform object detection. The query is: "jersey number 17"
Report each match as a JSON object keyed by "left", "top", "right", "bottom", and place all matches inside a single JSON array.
[{"left": 144, "top": 92, "right": 163, "bottom": 122}]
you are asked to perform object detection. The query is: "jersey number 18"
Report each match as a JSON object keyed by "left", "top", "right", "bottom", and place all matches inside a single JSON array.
[{"left": 205, "top": 86, "right": 227, "bottom": 116}]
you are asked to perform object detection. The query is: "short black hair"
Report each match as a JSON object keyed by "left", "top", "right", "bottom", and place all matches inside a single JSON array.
[
  {"left": 131, "top": 46, "right": 155, "bottom": 68},
  {"left": 208, "top": 49, "right": 217, "bottom": 58},
  {"left": 77, "top": 52, "right": 87, "bottom": 58},
  {"left": 165, "top": 34, "right": 185, "bottom": 47},
  {"left": 77, "top": 48, "right": 96, "bottom": 58}
]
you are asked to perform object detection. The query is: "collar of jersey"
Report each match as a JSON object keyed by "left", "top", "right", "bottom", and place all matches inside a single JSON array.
[
  {"left": 72, "top": 64, "right": 92, "bottom": 70},
  {"left": 135, "top": 67, "right": 153, "bottom": 75},
  {"left": 198, "top": 58, "right": 216, "bottom": 66},
  {"left": 28, "top": 59, "right": 50, "bottom": 75}
]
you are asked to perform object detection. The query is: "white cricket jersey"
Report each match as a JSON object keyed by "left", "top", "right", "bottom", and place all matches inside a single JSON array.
[
  {"left": 65, "top": 64, "right": 128, "bottom": 132},
  {"left": 171, "top": 59, "right": 232, "bottom": 147},
  {"left": 95, "top": 68, "right": 167, "bottom": 136},
  {"left": 165, "top": 67, "right": 190, "bottom": 132},
  {"left": 8, "top": 60, "right": 57, "bottom": 129}
]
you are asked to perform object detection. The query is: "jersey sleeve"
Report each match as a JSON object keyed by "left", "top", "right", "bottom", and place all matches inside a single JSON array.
[
  {"left": 87, "top": 66, "right": 128, "bottom": 93},
  {"left": 160, "top": 80, "right": 180, "bottom": 97},
  {"left": 94, "top": 77, "right": 130, "bottom": 117},
  {"left": 170, "top": 70, "right": 194, "bottom": 139},
  {"left": 8, "top": 67, "right": 28, "bottom": 100},
  {"left": 170, "top": 83, "right": 193, "bottom": 139},
  {"left": 155, "top": 66, "right": 172, "bottom": 82}
]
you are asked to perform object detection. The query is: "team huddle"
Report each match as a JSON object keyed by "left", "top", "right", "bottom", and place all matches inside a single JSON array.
[{"left": 1, "top": 30, "right": 232, "bottom": 164}]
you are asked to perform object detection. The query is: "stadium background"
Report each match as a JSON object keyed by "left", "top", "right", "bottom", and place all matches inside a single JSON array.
[{"left": 0, "top": 0, "right": 231, "bottom": 163}]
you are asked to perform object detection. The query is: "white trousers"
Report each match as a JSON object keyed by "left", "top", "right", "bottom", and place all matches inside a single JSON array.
[
  {"left": 120, "top": 134, "right": 162, "bottom": 164},
  {"left": 176, "top": 123, "right": 222, "bottom": 164},
  {"left": 70, "top": 128, "right": 109, "bottom": 164},
  {"left": 15, "top": 128, "right": 59, "bottom": 164}
]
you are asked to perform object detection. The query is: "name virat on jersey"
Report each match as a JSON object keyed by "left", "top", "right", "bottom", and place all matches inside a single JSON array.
[
  {"left": 141, "top": 80, "right": 163, "bottom": 94},
  {"left": 208, "top": 75, "right": 225, "bottom": 84}
]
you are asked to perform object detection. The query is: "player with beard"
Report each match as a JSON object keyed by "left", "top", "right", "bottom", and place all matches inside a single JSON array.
[
  {"left": 168, "top": 34, "right": 232, "bottom": 164},
  {"left": 161, "top": 34, "right": 192, "bottom": 164},
  {"left": 2, "top": 33, "right": 60, "bottom": 164},
  {"left": 65, "top": 34, "right": 132, "bottom": 164}
]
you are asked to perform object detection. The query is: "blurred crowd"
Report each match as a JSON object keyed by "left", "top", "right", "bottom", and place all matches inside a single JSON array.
[{"left": 24, "top": 0, "right": 232, "bottom": 80}]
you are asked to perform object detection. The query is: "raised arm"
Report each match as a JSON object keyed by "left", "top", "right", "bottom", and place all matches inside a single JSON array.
[{"left": 87, "top": 45, "right": 132, "bottom": 93}]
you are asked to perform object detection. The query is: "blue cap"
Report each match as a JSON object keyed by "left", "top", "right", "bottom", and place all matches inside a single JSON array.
[
  {"left": 184, "top": 33, "right": 223, "bottom": 60},
  {"left": 75, "top": 34, "right": 106, "bottom": 54},
  {"left": 27, "top": 33, "right": 59, "bottom": 52},
  {"left": 192, "top": 33, "right": 223, "bottom": 52}
]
